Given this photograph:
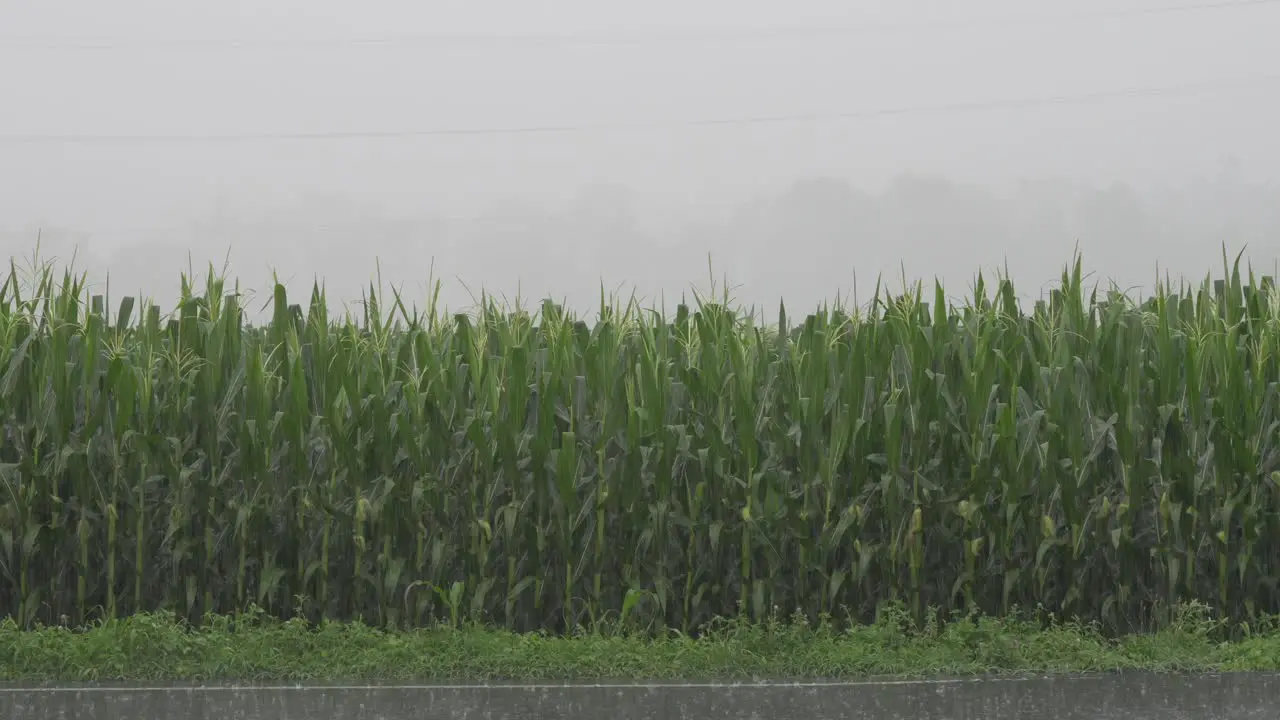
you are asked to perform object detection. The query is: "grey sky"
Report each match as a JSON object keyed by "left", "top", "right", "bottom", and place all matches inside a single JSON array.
[{"left": 2, "top": 0, "right": 1278, "bottom": 317}]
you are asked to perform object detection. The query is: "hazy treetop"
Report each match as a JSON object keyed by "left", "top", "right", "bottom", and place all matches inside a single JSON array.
[{"left": 2, "top": 0, "right": 1278, "bottom": 317}]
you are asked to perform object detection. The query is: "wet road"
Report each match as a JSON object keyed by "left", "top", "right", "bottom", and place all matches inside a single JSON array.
[{"left": 3, "top": 673, "right": 1277, "bottom": 719}]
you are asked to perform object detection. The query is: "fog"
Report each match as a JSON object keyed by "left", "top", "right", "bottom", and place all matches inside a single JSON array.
[{"left": 2, "top": 0, "right": 1279, "bottom": 319}]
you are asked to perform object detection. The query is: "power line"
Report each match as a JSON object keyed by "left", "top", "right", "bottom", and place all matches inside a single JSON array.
[
  {"left": 2, "top": 0, "right": 1278, "bottom": 51},
  {"left": 1, "top": 73, "right": 1275, "bottom": 146}
]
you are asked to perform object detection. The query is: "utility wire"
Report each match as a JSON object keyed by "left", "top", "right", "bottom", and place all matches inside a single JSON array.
[
  {"left": 1, "top": 0, "right": 1278, "bottom": 50},
  {"left": 1, "top": 73, "right": 1275, "bottom": 146}
]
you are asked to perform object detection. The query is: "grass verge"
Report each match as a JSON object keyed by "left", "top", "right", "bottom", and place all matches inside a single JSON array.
[{"left": 3, "top": 603, "right": 1279, "bottom": 683}]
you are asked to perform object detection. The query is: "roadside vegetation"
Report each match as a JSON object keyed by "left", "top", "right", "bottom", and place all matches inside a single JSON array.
[
  {"left": 5, "top": 602, "right": 1280, "bottom": 682},
  {"left": 3, "top": 249, "right": 1280, "bottom": 680}
]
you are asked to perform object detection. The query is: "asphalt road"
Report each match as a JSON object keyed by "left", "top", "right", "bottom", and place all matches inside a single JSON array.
[{"left": 3, "top": 672, "right": 1278, "bottom": 719}]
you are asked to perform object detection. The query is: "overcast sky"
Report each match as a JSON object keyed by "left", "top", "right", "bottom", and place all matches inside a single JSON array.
[{"left": 2, "top": 0, "right": 1278, "bottom": 317}]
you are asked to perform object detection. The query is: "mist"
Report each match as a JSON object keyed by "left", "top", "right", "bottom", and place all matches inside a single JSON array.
[{"left": 2, "top": 0, "right": 1279, "bottom": 319}]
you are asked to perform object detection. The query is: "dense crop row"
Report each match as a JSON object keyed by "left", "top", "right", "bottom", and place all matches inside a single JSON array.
[{"left": 1, "top": 254, "right": 1279, "bottom": 635}]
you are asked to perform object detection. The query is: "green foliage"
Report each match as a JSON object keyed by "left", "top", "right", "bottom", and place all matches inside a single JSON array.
[
  {"left": 2, "top": 250, "right": 1279, "bottom": 636},
  {"left": 4, "top": 602, "right": 1280, "bottom": 681}
]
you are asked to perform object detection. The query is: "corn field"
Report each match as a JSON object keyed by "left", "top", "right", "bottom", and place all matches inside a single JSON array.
[{"left": 2, "top": 252, "right": 1280, "bottom": 635}]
